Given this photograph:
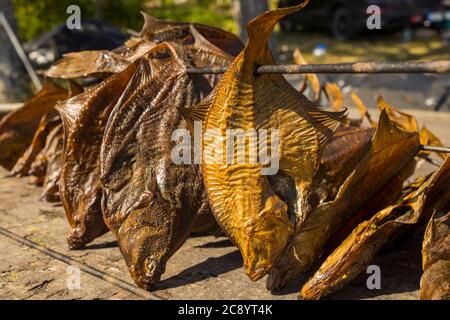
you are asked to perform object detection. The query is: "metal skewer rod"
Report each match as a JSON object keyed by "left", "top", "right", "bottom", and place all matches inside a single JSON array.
[
  {"left": 0, "top": 11, "right": 42, "bottom": 91},
  {"left": 421, "top": 145, "right": 450, "bottom": 154},
  {"left": 187, "top": 60, "right": 450, "bottom": 75},
  {"left": 0, "top": 225, "right": 162, "bottom": 300}
]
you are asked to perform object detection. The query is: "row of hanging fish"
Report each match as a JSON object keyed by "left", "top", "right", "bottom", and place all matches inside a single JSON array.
[{"left": 0, "top": 1, "right": 449, "bottom": 299}]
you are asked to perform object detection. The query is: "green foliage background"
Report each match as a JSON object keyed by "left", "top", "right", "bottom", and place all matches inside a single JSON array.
[{"left": 12, "top": 0, "right": 237, "bottom": 42}]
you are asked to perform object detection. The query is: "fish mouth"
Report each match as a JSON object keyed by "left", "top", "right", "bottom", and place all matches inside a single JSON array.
[
  {"left": 67, "top": 229, "right": 88, "bottom": 250},
  {"left": 128, "top": 258, "right": 164, "bottom": 290},
  {"left": 246, "top": 266, "right": 271, "bottom": 281},
  {"left": 266, "top": 268, "right": 292, "bottom": 291},
  {"left": 298, "top": 282, "right": 322, "bottom": 300},
  {"left": 134, "top": 278, "right": 157, "bottom": 291},
  {"left": 131, "top": 270, "right": 163, "bottom": 291}
]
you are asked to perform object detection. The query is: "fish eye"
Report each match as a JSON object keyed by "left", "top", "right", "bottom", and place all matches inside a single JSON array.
[{"left": 144, "top": 256, "right": 158, "bottom": 277}]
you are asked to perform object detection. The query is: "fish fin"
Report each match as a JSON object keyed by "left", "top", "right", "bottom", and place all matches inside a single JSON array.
[
  {"left": 376, "top": 95, "right": 393, "bottom": 112},
  {"left": 373, "top": 109, "right": 418, "bottom": 151},
  {"left": 324, "top": 82, "right": 344, "bottom": 112},
  {"left": 307, "top": 107, "right": 348, "bottom": 149},
  {"left": 139, "top": 12, "right": 161, "bottom": 37},
  {"left": 350, "top": 92, "right": 367, "bottom": 119},
  {"left": 160, "top": 42, "right": 192, "bottom": 68},
  {"left": 40, "top": 78, "right": 65, "bottom": 95},
  {"left": 377, "top": 95, "right": 419, "bottom": 133},
  {"left": 178, "top": 88, "right": 216, "bottom": 128},
  {"left": 123, "top": 57, "right": 153, "bottom": 95},
  {"left": 188, "top": 24, "right": 234, "bottom": 60},
  {"left": 293, "top": 48, "right": 321, "bottom": 101},
  {"left": 246, "top": 1, "right": 310, "bottom": 57},
  {"left": 189, "top": 24, "right": 212, "bottom": 49},
  {"left": 139, "top": 12, "right": 188, "bottom": 41},
  {"left": 351, "top": 92, "right": 377, "bottom": 127}
]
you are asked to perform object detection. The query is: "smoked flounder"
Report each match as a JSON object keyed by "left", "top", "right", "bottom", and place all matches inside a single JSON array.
[
  {"left": 421, "top": 211, "right": 450, "bottom": 300},
  {"left": 0, "top": 81, "right": 68, "bottom": 170},
  {"left": 180, "top": 1, "right": 345, "bottom": 281},
  {"left": 56, "top": 61, "right": 140, "bottom": 249},
  {"left": 311, "top": 126, "right": 375, "bottom": 204},
  {"left": 45, "top": 13, "right": 243, "bottom": 80},
  {"left": 139, "top": 13, "right": 243, "bottom": 57},
  {"left": 40, "top": 123, "right": 64, "bottom": 202},
  {"left": 300, "top": 155, "right": 450, "bottom": 300},
  {"left": 100, "top": 43, "right": 215, "bottom": 289},
  {"left": 420, "top": 157, "right": 450, "bottom": 300},
  {"left": 10, "top": 81, "right": 83, "bottom": 177},
  {"left": 10, "top": 112, "right": 61, "bottom": 177},
  {"left": 268, "top": 106, "right": 421, "bottom": 290}
]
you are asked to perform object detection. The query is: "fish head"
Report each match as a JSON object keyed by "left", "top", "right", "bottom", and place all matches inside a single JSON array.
[
  {"left": 121, "top": 234, "right": 167, "bottom": 290},
  {"left": 239, "top": 194, "right": 293, "bottom": 281},
  {"left": 115, "top": 203, "right": 175, "bottom": 290}
]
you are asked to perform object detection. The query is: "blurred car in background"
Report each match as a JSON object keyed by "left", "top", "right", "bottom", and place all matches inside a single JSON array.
[
  {"left": 425, "top": 0, "right": 450, "bottom": 29},
  {"left": 23, "top": 20, "right": 127, "bottom": 70},
  {"left": 278, "top": 0, "right": 446, "bottom": 39}
]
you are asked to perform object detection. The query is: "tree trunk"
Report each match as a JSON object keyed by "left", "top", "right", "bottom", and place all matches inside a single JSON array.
[
  {"left": 93, "top": 0, "right": 105, "bottom": 21},
  {"left": 0, "top": 0, "right": 29, "bottom": 102},
  {"left": 232, "top": 0, "right": 269, "bottom": 42}
]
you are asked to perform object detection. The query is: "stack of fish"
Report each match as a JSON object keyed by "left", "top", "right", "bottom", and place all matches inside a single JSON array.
[{"left": 0, "top": 2, "right": 448, "bottom": 299}]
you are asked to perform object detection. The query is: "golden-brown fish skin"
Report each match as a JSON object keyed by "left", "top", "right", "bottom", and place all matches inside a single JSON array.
[
  {"left": 324, "top": 83, "right": 344, "bottom": 112},
  {"left": 299, "top": 204, "right": 412, "bottom": 300},
  {"left": 13, "top": 80, "right": 82, "bottom": 187},
  {"left": 181, "top": 24, "right": 241, "bottom": 88},
  {"left": 300, "top": 154, "right": 450, "bottom": 300},
  {"left": 46, "top": 14, "right": 243, "bottom": 80},
  {"left": 313, "top": 126, "right": 375, "bottom": 203},
  {"left": 40, "top": 124, "right": 64, "bottom": 202},
  {"left": 23, "top": 122, "right": 64, "bottom": 190},
  {"left": 294, "top": 48, "right": 320, "bottom": 101},
  {"left": 10, "top": 112, "right": 61, "bottom": 177},
  {"left": 421, "top": 208, "right": 450, "bottom": 299},
  {"left": 419, "top": 126, "right": 448, "bottom": 161},
  {"left": 420, "top": 260, "right": 450, "bottom": 300},
  {"left": 422, "top": 213, "right": 450, "bottom": 271},
  {"left": 201, "top": 68, "right": 295, "bottom": 280},
  {"left": 45, "top": 50, "right": 132, "bottom": 79},
  {"left": 0, "top": 81, "right": 68, "bottom": 170},
  {"left": 56, "top": 61, "right": 140, "bottom": 250},
  {"left": 100, "top": 44, "right": 214, "bottom": 289},
  {"left": 139, "top": 13, "right": 243, "bottom": 57},
  {"left": 268, "top": 107, "right": 421, "bottom": 291},
  {"left": 28, "top": 149, "right": 48, "bottom": 186},
  {"left": 350, "top": 92, "right": 371, "bottom": 126}
]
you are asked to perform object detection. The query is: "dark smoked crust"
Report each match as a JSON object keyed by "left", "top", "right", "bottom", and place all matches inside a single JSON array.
[
  {"left": 40, "top": 124, "right": 64, "bottom": 202},
  {"left": 0, "top": 81, "right": 68, "bottom": 170},
  {"left": 57, "top": 62, "right": 140, "bottom": 250},
  {"left": 45, "top": 13, "right": 244, "bottom": 80},
  {"left": 11, "top": 112, "right": 61, "bottom": 177},
  {"left": 100, "top": 43, "right": 215, "bottom": 289}
]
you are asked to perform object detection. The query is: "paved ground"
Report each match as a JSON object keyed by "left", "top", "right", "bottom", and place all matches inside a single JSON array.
[
  {"left": 0, "top": 167, "right": 421, "bottom": 300},
  {"left": 0, "top": 106, "right": 448, "bottom": 300}
]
